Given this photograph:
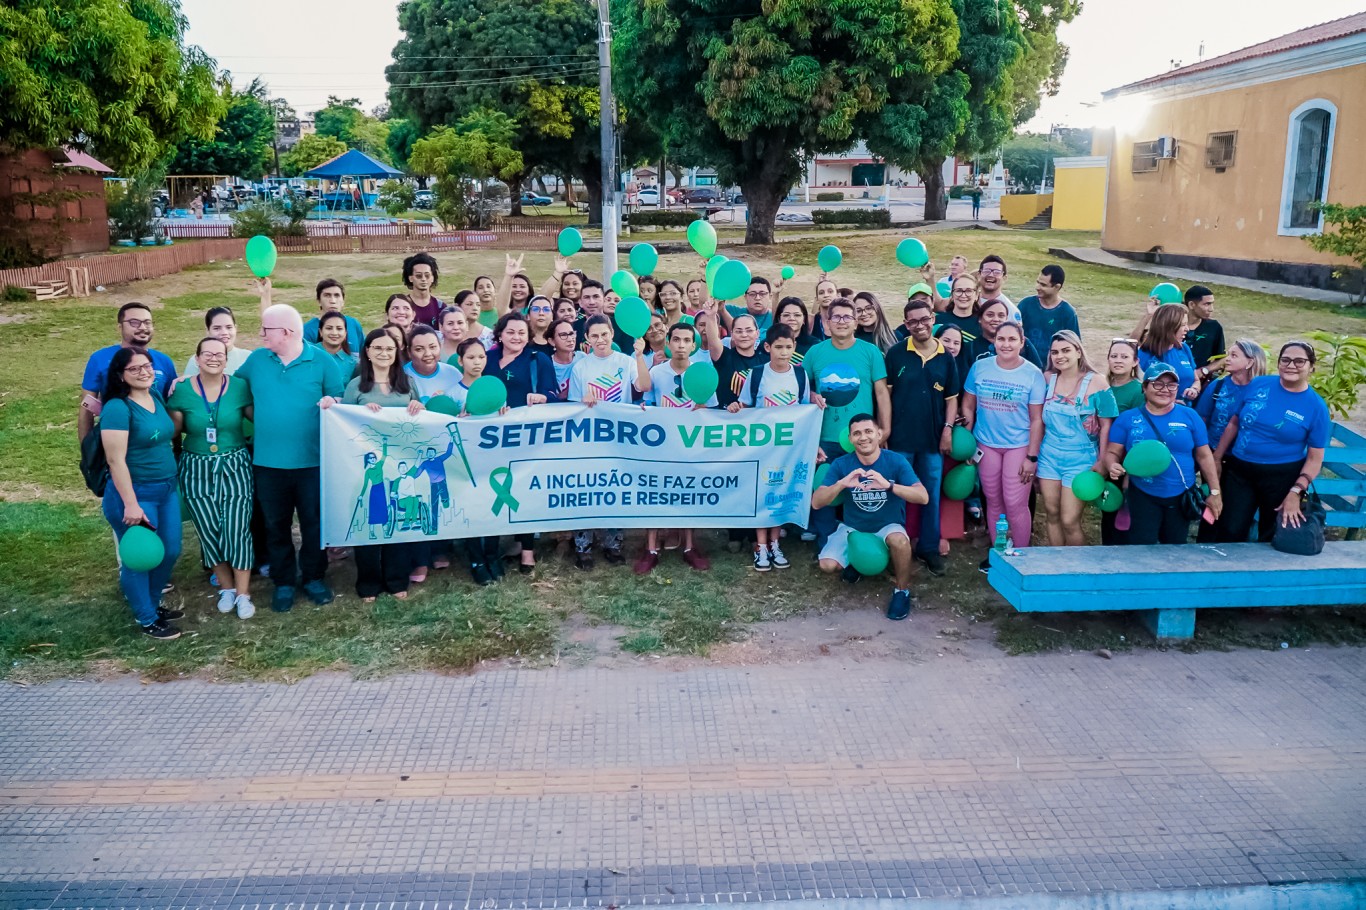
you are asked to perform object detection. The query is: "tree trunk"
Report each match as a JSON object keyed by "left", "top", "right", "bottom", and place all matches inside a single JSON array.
[
  {"left": 741, "top": 175, "right": 786, "bottom": 245},
  {"left": 919, "top": 159, "right": 948, "bottom": 221},
  {"left": 534, "top": 175, "right": 548, "bottom": 195},
  {"left": 508, "top": 173, "right": 524, "bottom": 217},
  {"left": 563, "top": 175, "right": 577, "bottom": 206},
  {"left": 583, "top": 171, "right": 602, "bottom": 228}
]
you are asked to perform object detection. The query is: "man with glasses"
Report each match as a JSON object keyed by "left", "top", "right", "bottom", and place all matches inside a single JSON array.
[
  {"left": 236, "top": 304, "right": 346, "bottom": 612},
  {"left": 977, "top": 255, "right": 1020, "bottom": 323},
  {"left": 884, "top": 298, "right": 960, "bottom": 575},
  {"left": 722, "top": 277, "right": 776, "bottom": 334},
  {"left": 78, "top": 302, "right": 178, "bottom": 442},
  {"left": 1016, "top": 264, "right": 1079, "bottom": 357}
]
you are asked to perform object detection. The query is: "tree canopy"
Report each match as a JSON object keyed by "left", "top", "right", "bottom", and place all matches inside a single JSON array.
[
  {"left": 280, "top": 133, "right": 348, "bottom": 177},
  {"left": 613, "top": 0, "right": 961, "bottom": 243},
  {"left": 0, "top": 0, "right": 223, "bottom": 173},
  {"left": 313, "top": 96, "right": 392, "bottom": 164},
  {"left": 169, "top": 77, "right": 275, "bottom": 179},
  {"left": 408, "top": 110, "right": 524, "bottom": 228}
]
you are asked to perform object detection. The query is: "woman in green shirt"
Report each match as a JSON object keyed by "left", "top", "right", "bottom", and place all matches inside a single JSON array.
[
  {"left": 1096, "top": 338, "right": 1143, "bottom": 545},
  {"left": 168, "top": 337, "right": 257, "bottom": 619}
]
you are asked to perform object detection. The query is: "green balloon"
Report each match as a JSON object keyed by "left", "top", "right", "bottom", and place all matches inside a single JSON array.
[
  {"left": 839, "top": 425, "right": 855, "bottom": 453},
  {"left": 817, "top": 244, "right": 842, "bottom": 272},
  {"left": 1071, "top": 470, "right": 1106, "bottom": 502},
  {"left": 119, "top": 525, "right": 165, "bottom": 573},
  {"left": 682, "top": 361, "right": 719, "bottom": 404},
  {"left": 895, "top": 237, "right": 929, "bottom": 269},
  {"left": 811, "top": 461, "right": 831, "bottom": 491},
  {"left": 936, "top": 278, "right": 952, "bottom": 298},
  {"left": 780, "top": 265, "right": 795, "bottom": 281},
  {"left": 942, "top": 463, "right": 978, "bottom": 501},
  {"left": 687, "top": 219, "right": 717, "bottom": 258},
  {"left": 556, "top": 227, "right": 583, "bottom": 257},
  {"left": 628, "top": 243, "right": 659, "bottom": 276},
  {"left": 712, "top": 259, "right": 752, "bottom": 301},
  {"left": 464, "top": 375, "right": 507, "bottom": 416},
  {"left": 1150, "top": 282, "right": 1183, "bottom": 304},
  {"left": 949, "top": 426, "right": 977, "bottom": 462},
  {"left": 1124, "top": 439, "right": 1172, "bottom": 478},
  {"left": 426, "top": 394, "right": 461, "bottom": 417},
  {"left": 705, "top": 255, "right": 728, "bottom": 292},
  {"left": 245, "top": 235, "right": 277, "bottom": 278},
  {"left": 1099, "top": 481, "right": 1124, "bottom": 513},
  {"left": 847, "top": 531, "right": 890, "bottom": 576},
  {"left": 610, "top": 270, "right": 639, "bottom": 299},
  {"left": 614, "top": 295, "right": 652, "bottom": 338}
]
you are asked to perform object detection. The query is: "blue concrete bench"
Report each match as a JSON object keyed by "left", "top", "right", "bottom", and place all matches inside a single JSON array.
[
  {"left": 987, "top": 541, "right": 1366, "bottom": 640},
  {"left": 1322, "top": 423, "right": 1366, "bottom": 540}
]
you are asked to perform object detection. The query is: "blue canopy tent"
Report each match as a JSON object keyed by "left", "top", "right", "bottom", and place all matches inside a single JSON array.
[{"left": 304, "top": 149, "right": 404, "bottom": 216}]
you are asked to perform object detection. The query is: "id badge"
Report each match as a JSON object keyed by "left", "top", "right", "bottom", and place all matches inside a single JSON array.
[{"left": 206, "top": 428, "right": 218, "bottom": 445}]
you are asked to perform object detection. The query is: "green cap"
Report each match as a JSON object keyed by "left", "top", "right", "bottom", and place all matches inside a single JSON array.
[{"left": 907, "top": 282, "right": 933, "bottom": 299}]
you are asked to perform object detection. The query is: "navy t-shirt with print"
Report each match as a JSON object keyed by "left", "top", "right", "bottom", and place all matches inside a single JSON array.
[{"left": 826, "top": 450, "right": 920, "bottom": 532}]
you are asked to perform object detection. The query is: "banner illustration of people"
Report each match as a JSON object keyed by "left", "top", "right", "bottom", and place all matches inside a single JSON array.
[{"left": 320, "top": 402, "right": 822, "bottom": 546}]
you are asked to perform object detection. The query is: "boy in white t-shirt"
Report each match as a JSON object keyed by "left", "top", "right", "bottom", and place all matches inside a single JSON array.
[
  {"left": 729, "top": 324, "right": 812, "bottom": 571},
  {"left": 568, "top": 315, "right": 652, "bottom": 569},
  {"left": 634, "top": 323, "right": 714, "bottom": 575}
]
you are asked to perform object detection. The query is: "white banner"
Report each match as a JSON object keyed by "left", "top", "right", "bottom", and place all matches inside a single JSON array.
[{"left": 320, "top": 402, "right": 823, "bottom": 546}]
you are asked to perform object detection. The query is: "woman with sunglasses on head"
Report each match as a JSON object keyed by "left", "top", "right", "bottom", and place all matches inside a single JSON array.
[
  {"left": 852, "top": 291, "right": 899, "bottom": 352},
  {"left": 99, "top": 347, "right": 185, "bottom": 639},
  {"left": 1192, "top": 338, "right": 1267, "bottom": 542},
  {"left": 540, "top": 255, "right": 585, "bottom": 303},
  {"left": 1137, "top": 304, "right": 1201, "bottom": 401},
  {"left": 1036, "top": 331, "right": 1115, "bottom": 547},
  {"left": 1213, "top": 341, "right": 1330, "bottom": 543},
  {"left": 1091, "top": 338, "right": 1144, "bottom": 544},
  {"left": 169, "top": 337, "right": 257, "bottom": 619},
  {"left": 183, "top": 306, "right": 251, "bottom": 376}
]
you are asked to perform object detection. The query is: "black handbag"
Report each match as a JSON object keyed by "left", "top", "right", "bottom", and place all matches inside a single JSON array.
[
  {"left": 1272, "top": 489, "right": 1326, "bottom": 556},
  {"left": 1139, "top": 409, "right": 1205, "bottom": 520}
]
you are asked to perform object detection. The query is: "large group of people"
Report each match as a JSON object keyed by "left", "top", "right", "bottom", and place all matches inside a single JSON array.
[{"left": 78, "top": 249, "right": 1333, "bottom": 640}]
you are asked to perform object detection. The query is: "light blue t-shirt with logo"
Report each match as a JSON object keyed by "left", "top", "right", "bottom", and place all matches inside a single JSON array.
[
  {"left": 963, "top": 357, "right": 1046, "bottom": 449},
  {"left": 1230, "top": 376, "right": 1331, "bottom": 465}
]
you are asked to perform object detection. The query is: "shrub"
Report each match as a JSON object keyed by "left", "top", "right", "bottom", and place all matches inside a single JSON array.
[
  {"left": 1304, "top": 202, "right": 1366, "bottom": 305},
  {"left": 814, "top": 191, "right": 844, "bottom": 201},
  {"left": 107, "top": 170, "right": 161, "bottom": 242},
  {"left": 1305, "top": 331, "right": 1366, "bottom": 419},
  {"left": 232, "top": 195, "right": 311, "bottom": 238},
  {"left": 627, "top": 210, "right": 703, "bottom": 227},
  {"left": 2, "top": 285, "right": 34, "bottom": 303},
  {"left": 948, "top": 185, "right": 965, "bottom": 199},
  {"left": 377, "top": 181, "right": 416, "bottom": 217},
  {"left": 811, "top": 209, "right": 891, "bottom": 228}
]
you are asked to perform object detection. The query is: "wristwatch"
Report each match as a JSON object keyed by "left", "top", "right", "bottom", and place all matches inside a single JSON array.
[
  {"left": 1289, "top": 485, "right": 1303, "bottom": 496},
  {"left": 1025, "top": 454, "right": 1038, "bottom": 463},
  {"left": 1209, "top": 488, "right": 1222, "bottom": 496}
]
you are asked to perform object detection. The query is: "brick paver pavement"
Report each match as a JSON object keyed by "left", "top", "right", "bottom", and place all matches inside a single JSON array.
[{"left": 2, "top": 647, "right": 1365, "bottom": 909}]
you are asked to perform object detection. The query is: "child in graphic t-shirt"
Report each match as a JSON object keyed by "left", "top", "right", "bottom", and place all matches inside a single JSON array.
[{"left": 729, "top": 324, "right": 812, "bottom": 571}]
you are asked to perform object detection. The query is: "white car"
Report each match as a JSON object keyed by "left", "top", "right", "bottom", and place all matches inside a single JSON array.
[{"left": 635, "top": 188, "right": 672, "bottom": 207}]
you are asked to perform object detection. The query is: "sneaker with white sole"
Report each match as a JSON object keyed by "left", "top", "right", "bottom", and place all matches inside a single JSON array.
[
  {"left": 753, "top": 548, "right": 771, "bottom": 572},
  {"left": 217, "top": 589, "right": 237, "bottom": 614},
  {"left": 235, "top": 594, "right": 256, "bottom": 620},
  {"left": 799, "top": 530, "right": 818, "bottom": 542},
  {"left": 769, "top": 542, "right": 790, "bottom": 569}
]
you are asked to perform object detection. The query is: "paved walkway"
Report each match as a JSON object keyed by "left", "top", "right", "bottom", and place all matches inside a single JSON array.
[
  {"left": 3, "top": 647, "right": 1365, "bottom": 909},
  {"left": 1052, "top": 247, "right": 1349, "bottom": 305}
]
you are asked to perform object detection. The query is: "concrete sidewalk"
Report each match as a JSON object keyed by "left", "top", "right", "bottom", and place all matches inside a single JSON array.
[{"left": 2, "top": 646, "right": 1365, "bottom": 909}]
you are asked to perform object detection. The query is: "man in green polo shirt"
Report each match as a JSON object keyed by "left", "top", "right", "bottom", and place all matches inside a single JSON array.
[{"left": 237, "top": 304, "right": 345, "bottom": 612}]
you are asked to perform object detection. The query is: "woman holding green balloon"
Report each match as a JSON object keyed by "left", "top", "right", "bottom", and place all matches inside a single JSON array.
[
  {"left": 1035, "top": 331, "right": 1116, "bottom": 547},
  {"left": 99, "top": 347, "right": 185, "bottom": 640},
  {"left": 1105, "top": 362, "right": 1222, "bottom": 545}
]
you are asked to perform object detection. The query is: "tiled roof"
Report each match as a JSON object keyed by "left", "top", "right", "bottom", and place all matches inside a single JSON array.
[{"left": 1107, "top": 12, "right": 1366, "bottom": 94}]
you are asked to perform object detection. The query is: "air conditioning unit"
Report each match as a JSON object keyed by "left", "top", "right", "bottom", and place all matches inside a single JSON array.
[{"left": 1157, "top": 136, "right": 1178, "bottom": 159}]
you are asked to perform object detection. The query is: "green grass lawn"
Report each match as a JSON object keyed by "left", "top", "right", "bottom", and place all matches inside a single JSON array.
[{"left": 2, "top": 227, "right": 1363, "bottom": 683}]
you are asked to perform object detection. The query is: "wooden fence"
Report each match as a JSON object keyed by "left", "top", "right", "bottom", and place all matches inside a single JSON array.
[{"left": 0, "top": 239, "right": 247, "bottom": 295}]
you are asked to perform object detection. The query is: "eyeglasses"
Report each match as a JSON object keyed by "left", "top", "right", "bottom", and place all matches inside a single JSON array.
[
  {"left": 554, "top": 332, "right": 577, "bottom": 340},
  {"left": 121, "top": 318, "right": 153, "bottom": 329},
  {"left": 1279, "top": 357, "right": 1311, "bottom": 367},
  {"left": 746, "top": 290, "right": 770, "bottom": 298},
  {"left": 906, "top": 316, "right": 934, "bottom": 327},
  {"left": 528, "top": 305, "right": 553, "bottom": 314},
  {"left": 1147, "top": 381, "right": 1178, "bottom": 391},
  {"left": 1111, "top": 337, "right": 1139, "bottom": 345},
  {"left": 952, "top": 288, "right": 975, "bottom": 296},
  {"left": 828, "top": 314, "right": 855, "bottom": 323},
  {"left": 980, "top": 267, "right": 1004, "bottom": 276},
  {"left": 123, "top": 364, "right": 155, "bottom": 375},
  {"left": 855, "top": 307, "right": 875, "bottom": 316},
  {"left": 199, "top": 352, "right": 227, "bottom": 361},
  {"left": 370, "top": 345, "right": 398, "bottom": 354},
  {"left": 674, "top": 376, "right": 685, "bottom": 399},
  {"left": 260, "top": 325, "right": 289, "bottom": 335}
]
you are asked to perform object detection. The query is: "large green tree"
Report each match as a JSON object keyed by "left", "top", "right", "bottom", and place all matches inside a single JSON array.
[
  {"left": 0, "top": 0, "right": 223, "bottom": 173},
  {"left": 169, "top": 77, "right": 275, "bottom": 180},
  {"left": 864, "top": 0, "right": 1080, "bottom": 219},
  {"left": 409, "top": 110, "right": 524, "bottom": 228},
  {"left": 387, "top": 0, "right": 601, "bottom": 216},
  {"left": 614, "top": 0, "right": 961, "bottom": 244},
  {"left": 314, "top": 96, "right": 393, "bottom": 163},
  {"left": 280, "top": 133, "right": 348, "bottom": 177}
]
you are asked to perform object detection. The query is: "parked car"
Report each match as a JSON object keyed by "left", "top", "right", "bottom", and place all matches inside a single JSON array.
[
  {"left": 520, "top": 192, "right": 553, "bottom": 206},
  {"left": 679, "top": 187, "right": 720, "bottom": 204},
  {"left": 414, "top": 190, "right": 434, "bottom": 209},
  {"left": 635, "top": 187, "right": 673, "bottom": 207}
]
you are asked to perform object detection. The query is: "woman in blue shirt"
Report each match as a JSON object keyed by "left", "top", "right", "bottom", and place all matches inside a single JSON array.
[
  {"left": 1137, "top": 304, "right": 1201, "bottom": 401},
  {"left": 1106, "top": 362, "right": 1223, "bottom": 545},
  {"left": 1193, "top": 338, "right": 1265, "bottom": 542},
  {"left": 1213, "top": 341, "right": 1331, "bottom": 543},
  {"left": 99, "top": 347, "right": 184, "bottom": 640}
]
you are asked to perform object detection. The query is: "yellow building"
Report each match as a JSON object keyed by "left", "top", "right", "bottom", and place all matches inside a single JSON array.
[{"left": 1093, "top": 13, "right": 1365, "bottom": 292}]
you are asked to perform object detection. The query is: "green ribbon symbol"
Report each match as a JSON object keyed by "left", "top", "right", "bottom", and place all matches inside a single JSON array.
[{"left": 488, "top": 466, "right": 520, "bottom": 516}]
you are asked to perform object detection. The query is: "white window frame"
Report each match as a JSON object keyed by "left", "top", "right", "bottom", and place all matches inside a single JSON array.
[{"left": 1278, "top": 99, "right": 1336, "bottom": 236}]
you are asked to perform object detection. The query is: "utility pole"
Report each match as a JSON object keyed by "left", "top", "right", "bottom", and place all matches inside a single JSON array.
[{"left": 596, "top": 0, "right": 619, "bottom": 275}]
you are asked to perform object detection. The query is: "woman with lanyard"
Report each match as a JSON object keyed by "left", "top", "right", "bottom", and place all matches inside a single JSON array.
[
  {"left": 774, "top": 297, "right": 817, "bottom": 366},
  {"left": 1036, "top": 330, "right": 1115, "bottom": 547},
  {"left": 489, "top": 311, "right": 559, "bottom": 573},
  {"left": 323, "top": 329, "right": 426, "bottom": 599},
  {"left": 1105, "top": 362, "right": 1222, "bottom": 545},
  {"left": 1193, "top": 339, "right": 1266, "bottom": 541},
  {"left": 1137, "top": 304, "right": 1200, "bottom": 401},
  {"left": 960, "top": 321, "right": 1045, "bottom": 569},
  {"left": 99, "top": 347, "right": 185, "bottom": 639},
  {"left": 1213, "top": 340, "right": 1330, "bottom": 543},
  {"left": 182, "top": 306, "right": 250, "bottom": 376},
  {"left": 168, "top": 337, "right": 256, "bottom": 619}
]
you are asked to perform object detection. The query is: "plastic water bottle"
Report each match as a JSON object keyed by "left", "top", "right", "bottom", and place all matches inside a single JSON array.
[{"left": 994, "top": 514, "right": 1010, "bottom": 551}]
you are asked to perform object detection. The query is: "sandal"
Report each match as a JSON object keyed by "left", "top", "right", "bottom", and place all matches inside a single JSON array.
[{"left": 409, "top": 570, "right": 428, "bottom": 584}]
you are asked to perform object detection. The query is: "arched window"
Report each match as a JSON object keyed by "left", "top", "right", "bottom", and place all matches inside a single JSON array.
[{"left": 1279, "top": 100, "right": 1336, "bottom": 235}]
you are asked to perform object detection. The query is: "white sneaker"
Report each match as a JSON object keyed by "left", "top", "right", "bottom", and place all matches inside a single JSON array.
[
  {"left": 753, "top": 548, "right": 771, "bottom": 572},
  {"left": 799, "top": 530, "right": 817, "bottom": 542},
  {"left": 235, "top": 594, "right": 256, "bottom": 620},
  {"left": 769, "top": 542, "right": 790, "bottom": 569},
  {"left": 217, "top": 589, "right": 237, "bottom": 613}
]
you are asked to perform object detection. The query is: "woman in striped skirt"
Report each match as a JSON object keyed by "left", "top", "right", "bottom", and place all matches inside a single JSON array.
[{"left": 168, "top": 337, "right": 257, "bottom": 618}]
